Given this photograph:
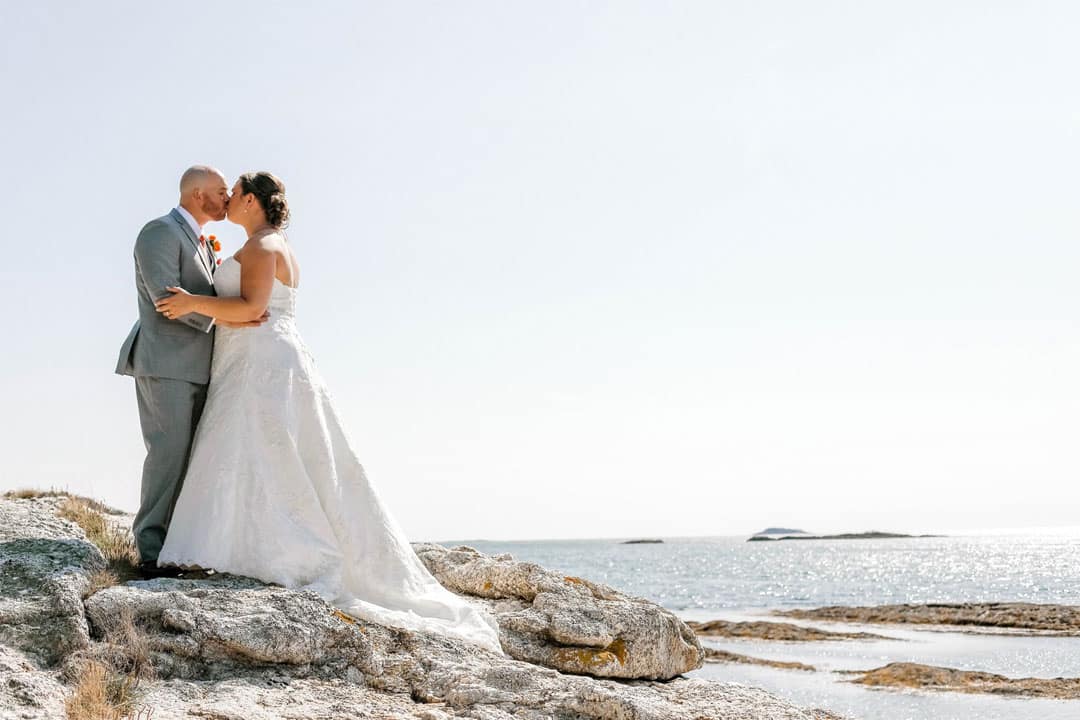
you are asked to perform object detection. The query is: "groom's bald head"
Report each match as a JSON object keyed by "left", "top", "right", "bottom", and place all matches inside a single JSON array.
[
  {"left": 180, "top": 165, "right": 226, "bottom": 195},
  {"left": 179, "top": 165, "right": 229, "bottom": 224}
]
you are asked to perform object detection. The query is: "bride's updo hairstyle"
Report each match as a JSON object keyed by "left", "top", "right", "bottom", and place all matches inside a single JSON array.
[{"left": 239, "top": 171, "right": 290, "bottom": 228}]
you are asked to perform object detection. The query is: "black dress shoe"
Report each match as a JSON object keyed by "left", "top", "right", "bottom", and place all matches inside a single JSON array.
[{"left": 138, "top": 561, "right": 184, "bottom": 579}]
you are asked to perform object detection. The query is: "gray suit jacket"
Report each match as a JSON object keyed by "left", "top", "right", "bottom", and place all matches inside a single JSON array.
[{"left": 115, "top": 209, "right": 218, "bottom": 384}]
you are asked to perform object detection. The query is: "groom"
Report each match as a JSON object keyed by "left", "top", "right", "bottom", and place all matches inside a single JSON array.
[{"left": 116, "top": 166, "right": 264, "bottom": 578}]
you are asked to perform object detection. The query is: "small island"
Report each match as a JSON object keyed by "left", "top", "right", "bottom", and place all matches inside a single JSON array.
[
  {"left": 621, "top": 538, "right": 664, "bottom": 544},
  {"left": 755, "top": 527, "right": 810, "bottom": 536},
  {"left": 748, "top": 531, "right": 943, "bottom": 542}
]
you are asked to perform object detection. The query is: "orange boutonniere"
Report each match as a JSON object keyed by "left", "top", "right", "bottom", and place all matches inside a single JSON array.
[{"left": 199, "top": 235, "right": 223, "bottom": 253}]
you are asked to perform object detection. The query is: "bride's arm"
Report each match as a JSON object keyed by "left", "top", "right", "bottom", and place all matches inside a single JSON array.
[{"left": 154, "top": 241, "right": 277, "bottom": 323}]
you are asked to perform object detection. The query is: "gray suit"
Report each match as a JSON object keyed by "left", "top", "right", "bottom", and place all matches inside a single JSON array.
[{"left": 116, "top": 208, "right": 218, "bottom": 563}]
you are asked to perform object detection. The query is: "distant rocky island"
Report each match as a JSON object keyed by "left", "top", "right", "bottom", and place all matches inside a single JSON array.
[
  {"left": 755, "top": 527, "right": 810, "bottom": 536},
  {"left": 621, "top": 538, "right": 664, "bottom": 544},
  {"left": 748, "top": 530, "right": 944, "bottom": 542}
]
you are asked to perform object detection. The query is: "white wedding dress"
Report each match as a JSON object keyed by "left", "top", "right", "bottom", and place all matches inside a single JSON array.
[{"left": 158, "top": 256, "right": 502, "bottom": 653}]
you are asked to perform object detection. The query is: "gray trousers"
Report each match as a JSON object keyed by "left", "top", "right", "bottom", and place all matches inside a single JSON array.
[{"left": 133, "top": 376, "right": 208, "bottom": 563}]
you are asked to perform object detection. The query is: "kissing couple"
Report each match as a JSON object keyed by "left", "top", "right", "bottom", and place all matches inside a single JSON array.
[{"left": 115, "top": 166, "right": 502, "bottom": 652}]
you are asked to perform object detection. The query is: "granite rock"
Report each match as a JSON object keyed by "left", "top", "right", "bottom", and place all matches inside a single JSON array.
[{"left": 414, "top": 543, "right": 704, "bottom": 680}]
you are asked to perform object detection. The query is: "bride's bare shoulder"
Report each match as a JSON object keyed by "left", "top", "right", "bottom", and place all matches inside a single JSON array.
[
  {"left": 247, "top": 230, "right": 300, "bottom": 287},
  {"left": 235, "top": 231, "right": 282, "bottom": 257}
]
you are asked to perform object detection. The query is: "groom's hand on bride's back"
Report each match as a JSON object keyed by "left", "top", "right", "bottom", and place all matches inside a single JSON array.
[{"left": 218, "top": 310, "right": 271, "bottom": 329}]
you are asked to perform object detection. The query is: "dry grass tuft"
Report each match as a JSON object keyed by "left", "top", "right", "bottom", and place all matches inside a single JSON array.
[
  {"left": 65, "top": 658, "right": 149, "bottom": 720},
  {"left": 67, "top": 610, "right": 158, "bottom": 719},
  {"left": 96, "top": 609, "right": 156, "bottom": 682},
  {"left": 65, "top": 659, "right": 121, "bottom": 720},
  {"left": 4, "top": 488, "right": 140, "bottom": 587},
  {"left": 87, "top": 569, "right": 120, "bottom": 596},
  {"left": 4, "top": 486, "right": 127, "bottom": 515},
  {"left": 56, "top": 496, "right": 141, "bottom": 586},
  {"left": 64, "top": 656, "right": 155, "bottom": 720},
  {"left": 4, "top": 487, "right": 61, "bottom": 500}
]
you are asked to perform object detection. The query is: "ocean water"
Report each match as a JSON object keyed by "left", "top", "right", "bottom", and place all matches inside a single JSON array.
[
  {"left": 455, "top": 533, "right": 1080, "bottom": 610},
  {"left": 452, "top": 533, "right": 1080, "bottom": 720}
]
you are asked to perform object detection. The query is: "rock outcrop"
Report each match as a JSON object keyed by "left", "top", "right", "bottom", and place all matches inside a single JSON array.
[
  {"left": 777, "top": 603, "right": 1080, "bottom": 635},
  {"left": 414, "top": 543, "right": 703, "bottom": 679},
  {"left": 704, "top": 648, "right": 816, "bottom": 672},
  {"left": 0, "top": 494, "right": 845, "bottom": 719},
  {"left": 849, "top": 661, "right": 1080, "bottom": 699},
  {"left": 688, "top": 620, "right": 891, "bottom": 643},
  {"left": 0, "top": 643, "right": 67, "bottom": 719},
  {"left": 0, "top": 497, "right": 105, "bottom": 666}
]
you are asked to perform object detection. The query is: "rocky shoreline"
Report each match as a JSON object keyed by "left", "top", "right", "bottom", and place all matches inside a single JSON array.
[
  {"left": 703, "top": 649, "right": 816, "bottom": 673},
  {"left": 848, "top": 662, "right": 1080, "bottom": 699},
  {"left": 688, "top": 604, "right": 1080, "bottom": 701},
  {"left": 775, "top": 603, "right": 1080, "bottom": 636},
  {"left": 687, "top": 620, "right": 892, "bottom": 643},
  {"left": 0, "top": 492, "right": 842, "bottom": 719}
]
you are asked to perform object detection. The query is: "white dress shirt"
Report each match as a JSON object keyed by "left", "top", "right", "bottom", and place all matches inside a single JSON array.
[{"left": 175, "top": 205, "right": 202, "bottom": 240}]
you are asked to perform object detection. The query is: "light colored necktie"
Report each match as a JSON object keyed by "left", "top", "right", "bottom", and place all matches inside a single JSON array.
[{"left": 198, "top": 234, "right": 213, "bottom": 270}]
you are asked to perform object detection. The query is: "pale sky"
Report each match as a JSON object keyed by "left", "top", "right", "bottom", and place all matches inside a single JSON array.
[{"left": 2, "top": 2, "right": 1078, "bottom": 541}]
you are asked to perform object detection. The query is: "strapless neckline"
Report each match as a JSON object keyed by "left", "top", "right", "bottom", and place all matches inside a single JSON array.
[{"left": 223, "top": 255, "right": 297, "bottom": 291}]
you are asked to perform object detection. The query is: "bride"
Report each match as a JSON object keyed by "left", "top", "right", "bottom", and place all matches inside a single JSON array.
[{"left": 153, "top": 171, "right": 502, "bottom": 653}]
